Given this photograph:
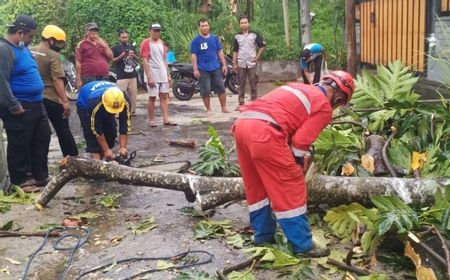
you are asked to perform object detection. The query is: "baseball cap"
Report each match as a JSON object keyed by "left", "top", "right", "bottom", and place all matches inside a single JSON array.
[
  {"left": 85, "top": 22, "right": 99, "bottom": 32},
  {"left": 149, "top": 23, "right": 161, "bottom": 30},
  {"left": 7, "top": 14, "right": 37, "bottom": 29}
]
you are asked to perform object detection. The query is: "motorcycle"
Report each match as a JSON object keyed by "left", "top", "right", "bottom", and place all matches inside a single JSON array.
[
  {"left": 62, "top": 56, "right": 78, "bottom": 101},
  {"left": 109, "top": 63, "right": 147, "bottom": 91},
  {"left": 171, "top": 55, "right": 239, "bottom": 101}
]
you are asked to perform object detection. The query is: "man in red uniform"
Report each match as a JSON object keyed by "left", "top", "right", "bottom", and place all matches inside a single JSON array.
[{"left": 233, "top": 70, "right": 355, "bottom": 257}]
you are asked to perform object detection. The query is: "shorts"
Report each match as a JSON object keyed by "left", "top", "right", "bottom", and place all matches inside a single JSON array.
[
  {"left": 147, "top": 82, "right": 170, "bottom": 97},
  {"left": 77, "top": 107, "right": 116, "bottom": 153},
  {"left": 199, "top": 68, "right": 225, "bottom": 97}
]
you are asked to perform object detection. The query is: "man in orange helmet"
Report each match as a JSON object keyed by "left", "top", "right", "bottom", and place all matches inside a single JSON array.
[{"left": 233, "top": 70, "right": 355, "bottom": 257}]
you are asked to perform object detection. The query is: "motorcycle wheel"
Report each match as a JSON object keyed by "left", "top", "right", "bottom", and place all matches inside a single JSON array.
[
  {"left": 225, "top": 73, "right": 239, "bottom": 94},
  {"left": 65, "top": 83, "right": 79, "bottom": 101},
  {"left": 172, "top": 79, "right": 194, "bottom": 101}
]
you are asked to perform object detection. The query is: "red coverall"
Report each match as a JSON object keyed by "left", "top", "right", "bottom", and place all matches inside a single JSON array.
[{"left": 233, "top": 83, "right": 332, "bottom": 253}]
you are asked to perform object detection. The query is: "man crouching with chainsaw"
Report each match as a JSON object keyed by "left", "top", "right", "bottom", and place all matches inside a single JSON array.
[
  {"left": 233, "top": 70, "right": 355, "bottom": 258},
  {"left": 77, "top": 81, "right": 131, "bottom": 161}
]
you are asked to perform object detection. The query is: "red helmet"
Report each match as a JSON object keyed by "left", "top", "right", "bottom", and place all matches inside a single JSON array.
[{"left": 321, "top": 70, "right": 355, "bottom": 102}]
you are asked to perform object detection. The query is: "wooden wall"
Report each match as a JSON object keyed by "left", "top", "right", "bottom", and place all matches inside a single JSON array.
[{"left": 359, "top": 0, "right": 427, "bottom": 71}]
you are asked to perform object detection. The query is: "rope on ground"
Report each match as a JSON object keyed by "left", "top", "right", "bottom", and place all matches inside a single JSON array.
[
  {"left": 21, "top": 227, "right": 91, "bottom": 280},
  {"left": 76, "top": 250, "right": 214, "bottom": 280}
]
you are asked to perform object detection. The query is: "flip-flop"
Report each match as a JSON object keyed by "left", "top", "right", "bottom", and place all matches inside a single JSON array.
[
  {"left": 164, "top": 122, "right": 177, "bottom": 126},
  {"left": 148, "top": 121, "right": 157, "bottom": 127},
  {"left": 21, "top": 185, "right": 41, "bottom": 193}
]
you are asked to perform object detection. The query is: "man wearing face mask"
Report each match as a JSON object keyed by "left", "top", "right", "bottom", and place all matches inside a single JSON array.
[
  {"left": 30, "top": 25, "right": 78, "bottom": 157},
  {"left": 112, "top": 29, "right": 138, "bottom": 116},
  {"left": 75, "top": 22, "right": 113, "bottom": 87},
  {"left": 0, "top": 14, "right": 51, "bottom": 192},
  {"left": 233, "top": 70, "right": 355, "bottom": 258}
]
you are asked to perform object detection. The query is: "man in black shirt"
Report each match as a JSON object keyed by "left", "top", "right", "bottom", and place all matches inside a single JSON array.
[{"left": 112, "top": 30, "right": 138, "bottom": 115}]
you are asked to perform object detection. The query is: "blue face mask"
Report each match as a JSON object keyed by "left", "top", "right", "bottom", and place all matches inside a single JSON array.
[{"left": 18, "top": 40, "right": 25, "bottom": 49}]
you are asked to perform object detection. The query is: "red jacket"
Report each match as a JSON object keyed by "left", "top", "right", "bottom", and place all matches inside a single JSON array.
[{"left": 240, "top": 83, "right": 332, "bottom": 155}]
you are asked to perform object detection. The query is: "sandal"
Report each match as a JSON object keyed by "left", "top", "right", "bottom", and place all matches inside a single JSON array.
[
  {"left": 164, "top": 122, "right": 177, "bottom": 126},
  {"left": 148, "top": 121, "right": 157, "bottom": 127},
  {"left": 21, "top": 185, "right": 41, "bottom": 193}
]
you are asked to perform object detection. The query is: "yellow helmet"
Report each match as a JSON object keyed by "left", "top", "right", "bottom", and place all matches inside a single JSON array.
[
  {"left": 42, "top": 25, "right": 66, "bottom": 42},
  {"left": 102, "top": 87, "right": 125, "bottom": 114}
]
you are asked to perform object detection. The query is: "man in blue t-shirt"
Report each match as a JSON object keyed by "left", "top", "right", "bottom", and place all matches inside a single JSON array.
[
  {"left": 299, "top": 43, "right": 325, "bottom": 85},
  {"left": 0, "top": 15, "right": 51, "bottom": 192},
  {"left": 77, "top": 81, "right": 131, "bottom": 161},
  {"left": 191, "top": 18, "right": 230, "bottom": 114}
]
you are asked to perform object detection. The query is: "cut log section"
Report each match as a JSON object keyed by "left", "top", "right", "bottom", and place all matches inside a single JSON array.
[
  {"left": 36, "top": 157, "right": 449, "bottom": 211},
  {"left": 361, "top": 134, "right": 389, "bottom": 175},
  {"left": 166, "top": 139, "right": 196, "bottom": 149}
]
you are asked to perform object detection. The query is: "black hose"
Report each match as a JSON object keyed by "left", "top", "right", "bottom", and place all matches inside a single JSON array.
[
  {"left": 21, "top": 227, "right": 91, "bottom": 280},
  {"left": 76, "top": 250, "right": 214, "bottom": 280}
]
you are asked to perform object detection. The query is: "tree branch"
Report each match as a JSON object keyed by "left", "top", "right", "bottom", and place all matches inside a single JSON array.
[
  {"left": 432, "top": 226, "right": 450, "bottom": 280},
  {"left": 381, "top": 127, "right": 398, "bottom": 177}
]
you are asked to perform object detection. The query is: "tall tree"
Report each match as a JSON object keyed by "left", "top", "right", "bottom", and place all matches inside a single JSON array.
[
  {"left": 282, "top": 0, "right": 290, "bottom": 48},
  {"left": 299, "top": 0, "right": 311, "bottom": 46}
]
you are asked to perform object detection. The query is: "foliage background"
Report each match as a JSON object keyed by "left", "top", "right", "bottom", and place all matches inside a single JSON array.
[{"left": 0, "top": 0, "right": 346, "bottom": 68}]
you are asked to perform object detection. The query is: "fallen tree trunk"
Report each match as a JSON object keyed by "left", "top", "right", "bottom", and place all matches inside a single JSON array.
[{"left": 36, "top": 157, "right": 449, "bottom": 211}]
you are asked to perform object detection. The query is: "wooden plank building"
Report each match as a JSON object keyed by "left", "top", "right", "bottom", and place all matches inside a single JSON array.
[{"left": 355, "top": 0, "right": 450, "bottom": 83}]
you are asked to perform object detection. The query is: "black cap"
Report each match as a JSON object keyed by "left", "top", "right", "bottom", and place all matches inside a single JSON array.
[
  {"left": 85, "top": 22, "right": 99, "bottom": 32},
  {"left": 7, "top": 14, "right": 37, "bottom": 29}
]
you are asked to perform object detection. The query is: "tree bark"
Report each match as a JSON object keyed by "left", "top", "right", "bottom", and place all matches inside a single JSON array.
[
  {"left": 282, "top": 0, "right": 290, "bottom": 48},
  {"left": 36, "top": 157, "right": 449, "bottom": 211},
  {"left": 345, "top": 0, "right": 356, "bottom": 76},
  {"left": 0, "top": 120, "right": 8, "bottom": 189},
  {"left": 300, "top": 0, "right": 311, "bottom": 46}
]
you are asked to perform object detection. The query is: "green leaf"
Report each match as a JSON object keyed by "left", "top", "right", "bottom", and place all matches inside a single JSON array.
[
  {"left": 0, "top": 220, "right": 13, "bottom": 230},
  {"left": 226, "top": 234, "right": 246, "bottom": 248},
  {"left": 371, "top": 196, "right": 418, "bottom": 235},
  {"left": 272, "top": 249, "right": 300, "bottom": 268},
  {"left": 175, "top": 270, "right": 217, "bottom": 280},
  {"left": 244, "top": 247, "right": 299, "bottom": 268},
  {"left": 70, "top": 211, "right": 99, "bottom": 220},
  {"left": 38, "top": 223, "right": 64, "bottom": 232},
  {"left": 177, "top": 206, "right": 215, "bottom": 218},
  {"left": 193, "top": 219, "right": 232, "bottom": 239},
  {"left": 324, "top": 203, "right": 379, "bottom": 239},
  {"left": 359, "top": 273, "right": 391, "bottom": 280},
  {"left": 0, "top": 202, "right": 11, "bottom": 214},
  {"left": 156, "top": 260, "right": 175, "bottom": 270},
  {"left": 128, "top": 216, "right": 156, "bottom": 235},
  {"left": 420, "top": 185, "right": 450, "bottom": 229},
  {"left": 227, "top": 271, "right": 257, "bottom": 280},
  {"left": 387, "top": 139, "right": 411, "bottom": 173},
  {"left": 0, "top": 186, "right": 36, "bottom": 205},
  {"left": 314, "top": 128, "right": 361, "bottom": 153},
  {"left": 98, "top": 193, "right": 122, "bottom": 208}
]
